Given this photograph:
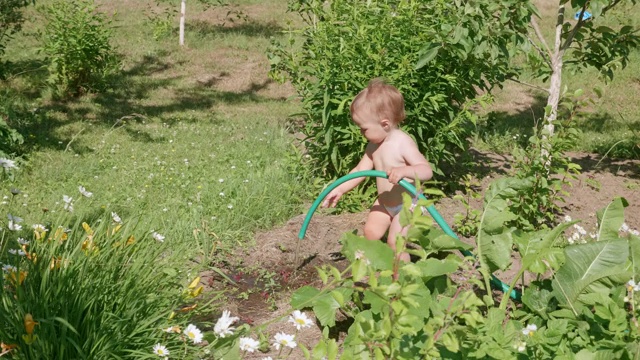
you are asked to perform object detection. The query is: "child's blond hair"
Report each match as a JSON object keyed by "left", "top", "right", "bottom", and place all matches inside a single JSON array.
[{"left": 350, "top": 78, "right": 406, "bottom": 125}]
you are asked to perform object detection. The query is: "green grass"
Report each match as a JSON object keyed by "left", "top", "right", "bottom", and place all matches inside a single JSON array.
[{"left": 2, "top": 0, "right": 305, "bottom": 259}]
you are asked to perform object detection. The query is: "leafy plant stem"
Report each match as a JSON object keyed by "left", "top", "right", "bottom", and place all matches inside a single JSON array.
[
  {"left": 433, "top": 286, "right": 464, "bottom": 343},
  {"left": 499, "top": 267, "right": 526, "bottom": 310}
]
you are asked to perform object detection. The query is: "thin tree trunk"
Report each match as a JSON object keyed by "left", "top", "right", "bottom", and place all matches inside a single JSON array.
[
  {"left": 541, "top": 5, "right": 565, "bottom": 166},
  {"left": 180, "top": 0, "right": 186, "bottom": 46}
]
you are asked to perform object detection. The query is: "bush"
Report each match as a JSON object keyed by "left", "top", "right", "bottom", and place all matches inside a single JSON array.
[
  {"left": 0, "top": 92, "right": 25, "bottom": 159},
  {"left": 39, "top": 0, "right": 120, "bottom": 98},
  {"left": 269, "top": 0, "right": 534, "bottom": 179}
]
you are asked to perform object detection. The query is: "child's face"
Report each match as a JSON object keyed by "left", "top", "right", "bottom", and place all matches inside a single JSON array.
[{"left": 352, "top": 109, "right": 390, "bottom": 144}]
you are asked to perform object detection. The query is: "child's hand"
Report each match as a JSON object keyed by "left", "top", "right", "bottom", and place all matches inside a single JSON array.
[
  {"left": 387, "top": 167, "right": 408, "bottom": 184},
  {"left": 322, "top": 189, "right": 343, "bottom": 208}
]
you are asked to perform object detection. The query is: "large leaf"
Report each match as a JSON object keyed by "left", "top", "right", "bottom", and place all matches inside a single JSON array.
[
  {"left": 595, "top": 197, "right": 628, "bottom": 243},
  {"left": 313, "top": 293, "right": 341, "bottom": 327},
  {"left": 341, "top": 232, "right": 394, "bottom": 271},
  {"left": 552, "top": 239, "right": 629, "bottom": 315},
  {"left": 514, "top": 221, "right": 574, "bottom": 273},
  {"left": 629, "top": 234, "right": 640, "bottom": 276},
  {"left": 477, "top": 178, "right": 530, "bottom": 272}
]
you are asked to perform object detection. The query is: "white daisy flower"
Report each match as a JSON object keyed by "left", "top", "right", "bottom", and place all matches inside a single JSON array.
[
  {"left": 214, "top": 310, "right": 239, "bottom": 338},
  {"left": 8, "top": 249, "right": 26, "bottom": 256},
  {"left": 515, "top": 341, "right": 526, "bottom": 352},
  {"left": 239, "top": 337, "right": 260, "bottom": 353},
  {"left": 219, "top": 178, "right": 224, "bottom": 183},
  {"left": 183, "top": 324, "right": 203, "bottom": 344},
  {"left": 219, "top": 192, "right": 225, "bottom": 197},
  {"left": 152, "top": 232, "right": 165, "bottom": 243},
  {"left": 32, "top": 224, "right": 48, "bottom": 233},
  {"left": 0, "top": 158, "right": 17, "bottom": 170},
  {"left": 111, "top": 212, "right": 122, "bottom": 224},
  {"left": 273, "top": 332, "right": 296, "bottom": 350},
  {"left": 563, "top": 215, "right": 572, "bottom": 222},
  {"left": 7, "top": 214, "right": 23, "bottom": 223},
  {"left": 2, "top": 264, "right": 17, "bottom": 273},
  {"left": 227, "top": 204, "right": 233, "bottom": 209},
  {"left": 62, "top": 195, "right": 74, "bottom": 212},
  {"left": 8, "top": 221, "right": 22, "bottom": 231},
  {"left": 521, "top": 324, "right": 537, "bottom": 336},
  {"left": 78, "top": 185, "right": 93, "bottom": 198},
  {"left": 17, "top": 238, "right": 29, "bottom": 245},
  {"left": 288, "top": 310, "right": 313, "bottom": 330},
  {"left": 152, "top": 343, "right": 169, "bottom": 357}
]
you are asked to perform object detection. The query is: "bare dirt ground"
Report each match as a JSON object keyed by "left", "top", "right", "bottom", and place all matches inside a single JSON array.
[{"left": 202, "top": 150, "right": 640, "bottom": 359}]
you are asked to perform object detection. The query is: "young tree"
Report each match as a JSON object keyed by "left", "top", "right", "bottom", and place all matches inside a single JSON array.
[{"left": 523, "top": 0, "right": 639, "bottom": 163}]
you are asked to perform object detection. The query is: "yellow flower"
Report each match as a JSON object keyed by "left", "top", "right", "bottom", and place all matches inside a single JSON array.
[{"left": 24, "top": 314, "right": 38, "bottom": 335}]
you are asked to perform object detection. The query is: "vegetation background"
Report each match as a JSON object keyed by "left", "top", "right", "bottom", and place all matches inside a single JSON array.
[{"left": 0, "top": 0, "right": 639, "bottom": 358}]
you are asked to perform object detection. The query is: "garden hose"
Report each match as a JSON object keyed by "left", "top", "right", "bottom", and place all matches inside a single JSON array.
[{"left": 298, "top": 170, "right": 520, "bottom": 301}]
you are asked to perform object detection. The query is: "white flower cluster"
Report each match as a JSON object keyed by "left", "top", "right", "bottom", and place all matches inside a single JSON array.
[{"left": 620, "top": 223, "right": 640, "bottom": 236}]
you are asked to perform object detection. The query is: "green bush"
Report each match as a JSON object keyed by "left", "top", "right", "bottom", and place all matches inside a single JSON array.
[
  {"left": 0, "top": 92, "right": 25, "bottom": 159},
  {"left": 40, "top": 0, "right": 120, "bottom": 98},
  {"left": 269, "top": 0, "right": 534, "bottom": 179}
]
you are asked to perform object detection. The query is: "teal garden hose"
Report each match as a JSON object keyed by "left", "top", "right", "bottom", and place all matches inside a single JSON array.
[{"left": 298, "top": 170, "right": 520, "bottom": 301}]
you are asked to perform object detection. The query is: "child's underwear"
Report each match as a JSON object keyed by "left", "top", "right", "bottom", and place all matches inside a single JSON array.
[{"left": 383, "top": 203, "right": 403, "bottom": 217}]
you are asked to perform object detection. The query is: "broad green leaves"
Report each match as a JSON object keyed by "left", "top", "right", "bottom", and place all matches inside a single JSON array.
[
  {"left": 477, "top": 178, "right": 530, "bottom": 272},
  {"left": 552, "top": 198, "right": 631, "bottom": 314}
]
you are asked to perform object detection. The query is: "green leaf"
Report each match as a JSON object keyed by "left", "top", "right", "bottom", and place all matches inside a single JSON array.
[
  {"left": 552, "top": 239, "right": 629, "bottom": 315},
  {"left": 630, "top": 234, "right": 640, "bottom": 276},
  {"left": 415, "top": 45, "right": 439, "bottom": 70},
  {"left": 313, "top": 293, "right": 340, "bottom": 327},
  {"left": 596, "top": 197, "right": 628, "bottom": 243},
  {"left": 291, "top": 286, "right": 321, "bottom": 309},
  {"left": 414, "top": 257, "right": 460, "bottom": 281},
  {"left": 477, "top": 178, "right": 530, "bottom": 272},
  {"left": 521, "top": 287, "right": 554, "bottom": 319},
  {"left": 341, "top": 232, "right": 394, "bottom": 271}
]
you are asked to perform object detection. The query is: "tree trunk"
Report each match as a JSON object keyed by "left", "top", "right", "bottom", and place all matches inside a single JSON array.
[
  {"left": 179, "top": 0, "right": 186, "bottom": 46},
  {"left": 541, "top": 5, "right": 565, "bottom": 166}
]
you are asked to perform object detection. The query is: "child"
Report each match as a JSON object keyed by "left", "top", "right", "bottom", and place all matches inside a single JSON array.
[{"left": 322, "top": 79, "right": 433, "bottom": 262}]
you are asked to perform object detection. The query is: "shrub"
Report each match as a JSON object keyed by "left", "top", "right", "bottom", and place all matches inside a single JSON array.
[
  {"left": 0, "top": 92, "right": 25, "bottom": 160},
  {"left": 39, "top": 0, "right": 120, "bottom": 98},
  {"left": 269, "top": 0, "right": 534, "bottom": 179}
]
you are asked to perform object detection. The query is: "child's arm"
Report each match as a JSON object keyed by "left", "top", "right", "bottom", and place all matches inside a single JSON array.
[
  {"left": 387, "top": 141, "right": 433, "bottom": 184},
  {"left": 322, "top": 144, "right": 375, "bottom": 208}
]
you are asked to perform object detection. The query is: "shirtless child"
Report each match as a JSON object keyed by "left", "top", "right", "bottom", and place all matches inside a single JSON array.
[{"left": 322, "top": 79, "right": 433, "bottom": 262}]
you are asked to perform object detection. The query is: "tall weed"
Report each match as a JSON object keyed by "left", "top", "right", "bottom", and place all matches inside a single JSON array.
[{"left": 39, "top": 0, "right": 120, "bottom": 98}]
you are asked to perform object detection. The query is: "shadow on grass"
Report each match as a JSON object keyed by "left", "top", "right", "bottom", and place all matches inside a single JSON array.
[
  {"left": 190, "top": 19, "right": 283, "bottom": 38},
  {"left": 3, "top": 48, "right": 280, "bottom": 155}
]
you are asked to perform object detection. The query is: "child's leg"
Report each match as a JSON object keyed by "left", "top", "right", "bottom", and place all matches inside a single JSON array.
[
  {"left": 363, "top": 200, "right": 392, "bottom": 241},
  {"left": 388, "top": 215, "right": 410, "bottom": 262}
]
